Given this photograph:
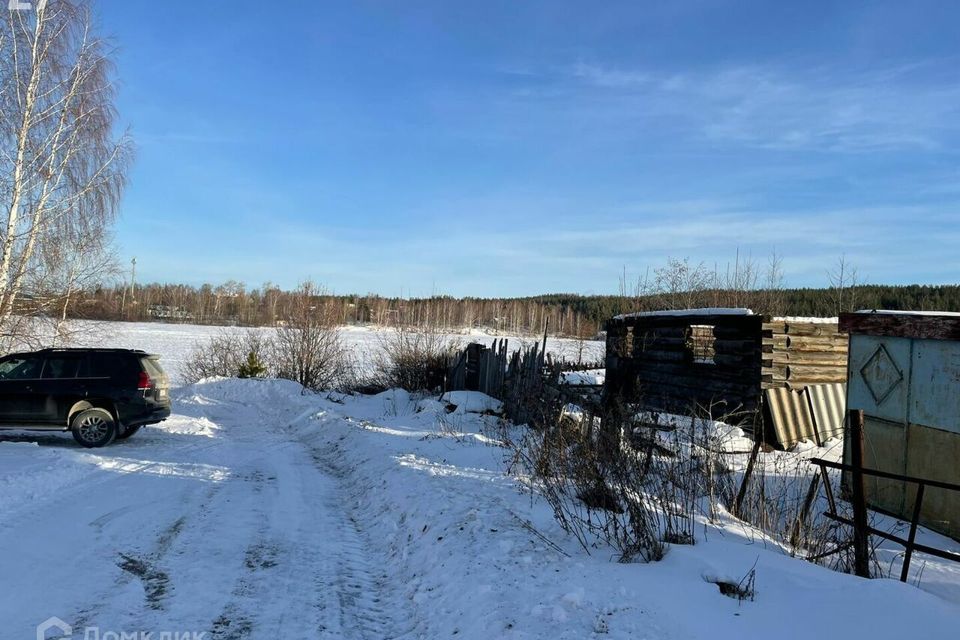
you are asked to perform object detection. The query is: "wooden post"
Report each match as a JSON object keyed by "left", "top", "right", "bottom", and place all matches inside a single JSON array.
[
  {"left": 820, "top": 463, "right": 837, "bottom": 515},
  {"left": 790, "top": 473, "right": 822, "bottom": 549},
  {"left": 540, "top": 318, "right": 549, "bottom": 369},
  {"left": 849, "top": 409, "right": 871, "bottom": 578}
]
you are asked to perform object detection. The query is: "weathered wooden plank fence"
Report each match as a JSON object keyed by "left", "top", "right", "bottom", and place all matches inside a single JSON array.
[{"left": 446, "top": 339, "right": 604, "bottom": 426}]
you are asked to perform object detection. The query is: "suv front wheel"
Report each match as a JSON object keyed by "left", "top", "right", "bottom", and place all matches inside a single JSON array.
[{"left": 71, "top": 408, "right": 117, "bottom": 448}]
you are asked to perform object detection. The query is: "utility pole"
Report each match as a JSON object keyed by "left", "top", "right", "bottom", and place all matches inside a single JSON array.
[
  {"left": 129, "top": 257, "right": 137, "bottom": 304},
  {"left": 121, "top": 257, "right": 136, "bottom": 319}
]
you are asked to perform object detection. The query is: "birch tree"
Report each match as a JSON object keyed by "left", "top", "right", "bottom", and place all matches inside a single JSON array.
[{"left": 0, "top": 0, "right": 130, "bottom": 345}]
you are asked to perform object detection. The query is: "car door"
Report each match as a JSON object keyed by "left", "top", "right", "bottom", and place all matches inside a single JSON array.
[
  {"left": 0, "top": 354, "right": 46, "bottom": 423},
  {"left": 38, "top": 355, "right": 83, "bottom": 423}
]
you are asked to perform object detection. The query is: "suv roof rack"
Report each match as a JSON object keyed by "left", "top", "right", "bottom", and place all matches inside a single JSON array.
[{"left": 33, "top": 347, "right": 150, "bottom": 354}]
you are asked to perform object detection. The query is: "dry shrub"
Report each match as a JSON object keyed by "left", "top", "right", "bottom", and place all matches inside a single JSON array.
[
  {"left": 184, "top": 281, "right": 349, "bottom": 391},
  {"left": 502, "top": 407, "right": 607, "bottom": 552},
  {"left": 732, "top": 443, "right": 862, "bottom": 573},
  {"left": 503, "top": 380, "right": 869, "bottom": 577},
  {"left": 504, "top": 396, "right": 761, "bottom": 563},
  {"left": 707, "top": 565, "right": 757, "bottom": 602},
  {"left": 372, "top": 326, "right": 460, "bottom": 392},
  {"left": 272, "top": 282, "right": 347, "bottom": 391},
  {"left": 184, "top": 329, "right": 270, "bottom": 383},
  {"left": 503, "top": 400, "right": 666, "bottom": 562}
]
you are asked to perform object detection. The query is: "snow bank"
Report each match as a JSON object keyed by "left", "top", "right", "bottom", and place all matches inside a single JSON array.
[
  {"left": 290, "top": 390, "right": 960, "bottom": 639},
  {"left": 561, "top": 369, "right": 605, "bottom": 386},
  {"left": 1, "top": 377, "right": 958, "bottom": 638},
  {"left": 440, "top": 391, "right": 504, "bottom": 414}
]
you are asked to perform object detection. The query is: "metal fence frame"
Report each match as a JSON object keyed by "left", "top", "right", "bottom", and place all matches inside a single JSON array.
[{"left": 810, "top": 411, "right": 960, "bottom": 581}]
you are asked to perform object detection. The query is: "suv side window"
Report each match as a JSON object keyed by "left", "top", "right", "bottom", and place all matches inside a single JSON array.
[
  {"left": 88, "top": 353, "right": 139, "bottom": 380},
  {"left": 41, "top": 357, "right": 81, "bottom": 379},
  {"left": 0, "top": 356, "right": 43, "bottom": 380}
]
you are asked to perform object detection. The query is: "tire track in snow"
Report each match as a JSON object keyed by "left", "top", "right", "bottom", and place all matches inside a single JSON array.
[
  {"left": 1, "top": 385, "right": 419, "bottom": 638},
  {"left": 203, "top": 422, "right": 335, "bottom": 639},
  {"left": 70, "top": 484, "right": 220, "bottom": 630},
  {"left": 303, "top": 428, "right": 421, "bottom": 640},
  {"left": 0, "top": 435, "right": 223, "bottom": 535},
  {"left": 206, "top": 402, "right": 420, "bottom": 639},
  {"left": 332, "top": 511, "right": 415, "bottom": 639}
]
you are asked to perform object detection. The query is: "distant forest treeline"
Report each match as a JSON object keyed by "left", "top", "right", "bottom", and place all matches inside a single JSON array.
[
  {"left": 528, "top": 284, "right": 960, "bottom": 327},
  {"left": 67, "top": 281, "right": 960, "bottom": 337}
]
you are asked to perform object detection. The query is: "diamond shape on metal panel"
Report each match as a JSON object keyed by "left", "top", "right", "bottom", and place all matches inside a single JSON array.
[{"left": 859, "top": 343, "right": 904, "bottom": 405}]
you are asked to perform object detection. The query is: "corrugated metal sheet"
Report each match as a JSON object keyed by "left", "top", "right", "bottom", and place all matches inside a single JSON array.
[
  {"left": 765, "top": 387, "right": 816, "bottom": 448},
  {"left": 766, "top": 384, "right": 848, "bottom": 447},
  {"left": 806, "top": 383, "right": 846, "bottom": 444}
]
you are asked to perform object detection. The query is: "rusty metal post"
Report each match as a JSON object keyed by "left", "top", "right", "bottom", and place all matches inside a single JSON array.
[
  {"left": 900, "top": 482, "right": 926, "bottom": 583},
  {"left": 849, "top": 409, "right": 871, "bottom": 578},
  {"left": 820, "top": 462, "right": 838, "bottom": 515},
  {"left": 734, "top": 438, "right": 762, "bottom": 517}
]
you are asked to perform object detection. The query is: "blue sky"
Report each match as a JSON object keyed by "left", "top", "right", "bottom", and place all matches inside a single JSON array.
[{"left": 99, "top": 1, "right": 960, "bottom": 297}]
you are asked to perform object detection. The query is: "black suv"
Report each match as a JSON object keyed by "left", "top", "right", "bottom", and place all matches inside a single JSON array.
[{"left": 0, "top": 348, "right": 171, "bottom": 447}]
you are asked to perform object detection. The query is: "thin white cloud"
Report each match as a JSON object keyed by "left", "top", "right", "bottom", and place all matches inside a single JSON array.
[
  {"left": 486, "top": 59, "right": 960, "bottom": 154},
  {"left": 570, "top": 61, "right": 654, "bottom": 89},
  {"left": 260, "top": 198, "right": 960, "bottom": 296}
]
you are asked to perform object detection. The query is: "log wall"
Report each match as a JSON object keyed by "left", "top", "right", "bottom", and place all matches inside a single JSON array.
[
  {"left": 605, "top": 314, "right": 765, "bottom": 423},
  {"left": 762, "top": 320, "right": 848, "bottom": 389}
]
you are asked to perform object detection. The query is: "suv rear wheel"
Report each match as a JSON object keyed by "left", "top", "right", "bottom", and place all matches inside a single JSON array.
[{"left": 71, "top": 408, "right": 117, "bottom": 448}]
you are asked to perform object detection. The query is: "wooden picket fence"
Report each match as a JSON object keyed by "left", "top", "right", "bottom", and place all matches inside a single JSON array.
[{"left": 447, "top": 339, "right": 604, "bottom": 426}]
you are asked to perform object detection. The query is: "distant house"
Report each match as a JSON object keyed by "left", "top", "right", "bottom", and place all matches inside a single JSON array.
[
  {"left": 604, "top": 308, "right": 848, "bottom": 448},
  {"left": 147, "top": 304, "right": 195, "bottom": 321}
]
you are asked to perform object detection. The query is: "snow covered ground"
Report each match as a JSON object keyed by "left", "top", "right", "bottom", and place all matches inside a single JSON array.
[{"left": 1, "top": 321, "right": 959, "bottom": 638}]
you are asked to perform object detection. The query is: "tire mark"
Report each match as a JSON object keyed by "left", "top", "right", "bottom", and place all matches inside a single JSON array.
[{"left": 117, "top": 553, "right": 170, "bottom": 610}]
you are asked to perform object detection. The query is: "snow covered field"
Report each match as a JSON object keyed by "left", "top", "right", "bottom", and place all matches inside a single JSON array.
[
  {"left": 64, "top": 320, "right": 605, "bottom": 384},
  {"left": 0, "top": 321, "right": 958, "bottom": 639}
]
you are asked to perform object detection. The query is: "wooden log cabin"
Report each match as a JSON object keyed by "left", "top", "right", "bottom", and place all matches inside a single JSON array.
[{"left": 604, "top": 309, "right": 848, "bottom": 447}]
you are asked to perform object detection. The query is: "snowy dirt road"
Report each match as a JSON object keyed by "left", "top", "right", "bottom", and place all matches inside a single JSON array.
[
  {"left": 0, "top": 382, "right": 416, "bottom": 640},
  {"left": 3, "top": 378, "right": 960, "bottom": 640}
]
